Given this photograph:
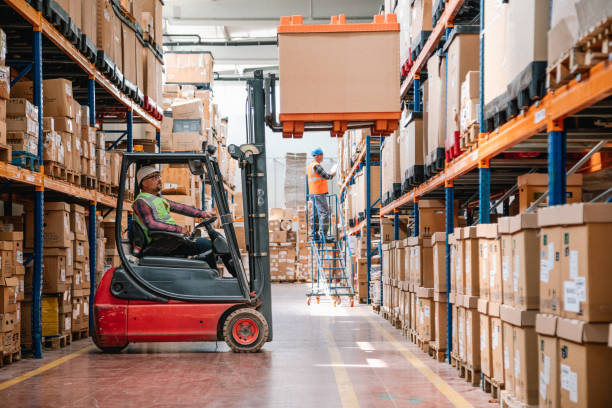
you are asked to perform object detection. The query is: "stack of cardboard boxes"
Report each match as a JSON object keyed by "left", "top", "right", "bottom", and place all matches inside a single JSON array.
[
  {"left": 0, "top": 219, "right": 24, "bottom": 359},
  {"left": 0, "top": 29, "right": 8, "bottom": 146},
  {"left": 268, "top": 208, "right": 297, "bottom": 282},
  {"left": 6, "top": 98, "right": 39, "bottom": 156}
]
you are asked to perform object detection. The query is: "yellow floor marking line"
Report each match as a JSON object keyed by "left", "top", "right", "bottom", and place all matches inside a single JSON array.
[
  {"left": 0, "top": 345, "right": 96, "bottom": 392},
  {"left": 324, "top": 326, "right": 361, "bottom": 408},
  {"left": 365, "top": 316, "right": 473, "bottom": 408}
]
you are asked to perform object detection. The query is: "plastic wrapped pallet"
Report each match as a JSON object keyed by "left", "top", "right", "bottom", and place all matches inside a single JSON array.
[
  {"left": 425, "top": 52, "right": 446, "bottom": 169},
  {"left": 483, "top": 0, "right": 509, "bottom": 130},
  {"left": 399, "top": 111, "right": 424, "bottom": 188},
  {"left": 381, "top": 130, "right": 401, "bottom": 202}
]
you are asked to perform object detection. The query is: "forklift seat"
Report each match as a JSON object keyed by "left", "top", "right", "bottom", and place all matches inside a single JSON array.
[{"left": 139, "top": 256, "right": 212, "bottom": 270}]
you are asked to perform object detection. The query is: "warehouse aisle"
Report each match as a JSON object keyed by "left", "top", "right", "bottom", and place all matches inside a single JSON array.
[{"left": 0, "top": 285, "right": 494, "bottom": 407}]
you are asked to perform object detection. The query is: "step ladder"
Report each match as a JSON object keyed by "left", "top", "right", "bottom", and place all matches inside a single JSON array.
[{"left": 305, "top": 194, "right": 355, "bottom": 307}]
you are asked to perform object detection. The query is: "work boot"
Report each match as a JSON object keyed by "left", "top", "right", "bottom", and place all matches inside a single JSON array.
[{"left": 312, "top": 232, "right": 321, "bottom": 242}]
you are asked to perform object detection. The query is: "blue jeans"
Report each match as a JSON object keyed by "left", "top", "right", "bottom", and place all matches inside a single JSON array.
[{"left": 183, "top": 237, "right": 216, "bottom": 269}]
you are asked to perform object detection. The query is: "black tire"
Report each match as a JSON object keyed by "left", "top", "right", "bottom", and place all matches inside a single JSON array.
[{"left": 223, "top": 308, "right": 269, "bottom": 353}]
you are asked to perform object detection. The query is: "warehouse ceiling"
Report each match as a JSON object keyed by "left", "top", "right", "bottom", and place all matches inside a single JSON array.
[{"left": 163, "top": 0, "right": 383, "bottom": 79}]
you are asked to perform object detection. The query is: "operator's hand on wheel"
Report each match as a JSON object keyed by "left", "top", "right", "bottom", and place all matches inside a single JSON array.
[{"left": 203, "top": 211, "right": 216, "bottom": 219}]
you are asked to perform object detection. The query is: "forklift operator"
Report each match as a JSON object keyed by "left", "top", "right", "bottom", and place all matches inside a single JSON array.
[{"left": 133, "top": 166, "right": 217, "bottom": 268}]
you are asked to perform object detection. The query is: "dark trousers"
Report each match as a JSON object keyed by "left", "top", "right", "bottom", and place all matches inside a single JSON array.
[{"left": 174, "top": 237, "right": 216, "bottom": 269}]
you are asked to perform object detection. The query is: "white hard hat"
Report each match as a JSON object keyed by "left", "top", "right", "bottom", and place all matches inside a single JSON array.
[{"left": 136, "top": 165, "right": 160, "bottom": 185}]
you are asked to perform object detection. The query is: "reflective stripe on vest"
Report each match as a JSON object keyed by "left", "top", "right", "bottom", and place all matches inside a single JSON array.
[
  {"left": 307, "top": 161, "right": 328, "bottom": 195},
  {"left": 134, "top": 192, "right": 177, "bottom": 243}
]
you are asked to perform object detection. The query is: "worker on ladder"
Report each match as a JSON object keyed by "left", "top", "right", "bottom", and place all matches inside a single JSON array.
[{"left": 307, "top": 147, "right": 336, "bottom": 241}]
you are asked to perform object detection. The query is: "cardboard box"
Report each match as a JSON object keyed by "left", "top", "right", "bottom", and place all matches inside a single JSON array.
[
  {"left": 7, "top": 98, "right": 38, "bottom": 119},
  {"left": 538, "top": 334, "right": 559, "bottom": 408},
  {"left": 513, "top": 326, "right": 539, "bottom": 405},
  {"left": 500, "top": 304, "right": 538, "bottom": 328},
  {"left": 165, "top": 52, "right": 214, "bottom": 84},
  {"left": 426, "top": 53, "right": 446, "bottom": 161},
  {"left": 0, "top": 277, "right": 18, "bottom": 313},
  {"left": 0, "top": 312, "right": 15, "bottom": 332},
  {"left": 433, "top": 299, "right": 447, "bottom": 350},
  {"left": 26, "top": 202, "right": 73, "bottom": 248},
  {"left": 6, "top": 115, "right": 38, "bottom": 135},
  {"left": 417, "top": 297, "right": 434, "bottom": 341},
  {"left": 278, "top": 23, "right": 399, "bottom": 117},
  {"left": 558, "top": 340, "right": 612, "bottom": 407},
  {"left": 10, "top": 79, "right": 74, "bottom": 118},
  {"left": 503, "top": 322, "right": 515, "bottom": 393},
  {"left": 490, "top": 317, "right": 504, "bottom": 383},
  {"left": 483, "top": 0, "right": 508, "bottom": 107},
  {"left": 518, "top": 173, "right": 584, "bottom": 212},
  {"left": 465, "top": 307, "right": 480, "bottom": 368},
  {"left": 43, "top": 254, "right": 68, "bottom": 293},
  {"left": 432, "top": 232, "right": 446, "bottom": 292},
  {"left": 480, "top": 313, "right": 492, "bottom": 376},
  {"left": 477, "top": 224, "right": 498, "bottom": 302},
  {"left": 538, "top": 203, "right": 612, "bottom": 321},
  {"left": 463, "top": 226, "right": 480, "bottom": 296}
]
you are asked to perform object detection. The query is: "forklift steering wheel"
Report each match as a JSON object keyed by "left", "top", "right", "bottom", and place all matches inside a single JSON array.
[{"left": 191, "top": 217, "right": 218, "bottom": 239}]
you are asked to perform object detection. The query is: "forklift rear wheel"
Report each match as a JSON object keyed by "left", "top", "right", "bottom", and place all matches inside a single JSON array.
[{"left": 223, "top": 308, "right": 269, "bottom": 353}]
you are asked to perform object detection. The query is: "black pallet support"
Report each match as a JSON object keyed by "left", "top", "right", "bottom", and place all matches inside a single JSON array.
[
  {"left": 79, "top": 34, "right": 98, "bottom": 63},
  {"left": 410, "top": 30, "right": 432, "bottom": 62},
  {"left": 505, "top": 61, "right": 547, "bottom": 120}
]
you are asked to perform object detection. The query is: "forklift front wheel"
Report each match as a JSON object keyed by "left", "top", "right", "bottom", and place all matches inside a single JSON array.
[{"left": 223, "top": 308, "right": 269, "bottom": 353}]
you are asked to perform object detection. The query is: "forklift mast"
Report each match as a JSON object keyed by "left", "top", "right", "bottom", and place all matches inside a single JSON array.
[{"left": 238, "top": 70, "right": 273, "bottom": 340}]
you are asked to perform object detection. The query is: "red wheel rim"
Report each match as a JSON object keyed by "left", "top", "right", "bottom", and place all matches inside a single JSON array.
[{"left": 232, "top": 317, "right": 259, "bottom": 345}]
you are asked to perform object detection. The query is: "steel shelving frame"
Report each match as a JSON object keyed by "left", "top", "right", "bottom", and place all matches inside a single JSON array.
[
  {"left": 339, "top": 0, "right": 612, "bottom": 362},
  {"left": 0, "top": 0, "right": 159, "bottom": 358}
]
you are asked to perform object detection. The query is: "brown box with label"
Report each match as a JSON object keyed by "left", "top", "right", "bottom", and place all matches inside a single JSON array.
[
  {"left": 490, "top": 317, "right": 504, "bottom": 384},
  {"left": 26, "top": 202, "right": 74, "bottom": 248},
  {"left": 509, "top": 213, "right": 540, "bottom": 310},
  {"left": 448, "top": 233, "right": 458, "bottom": 293},
  {"left": 538, "top": 333, "right": 559, "bottom": 408},
  {"left": 477, "top": 224, "right": 498, "bottom": 301},
  {"left": 538, "top": 203, "right": 612, "bottom": 322},
  {"left": 465, "top": 307, "right": 480, "bottom": 369},
  {"left": 0, "top": 241, "right": 13, "bottom": 278},
  {"left": 432, "top": 232, "right": 446, "bottom": 292},
  {"left": 480, "top": 313, "right": 492, "bottom": 376},
  {"left": 70, "top": 204, "right": 87, "bottom": 240},
  {"left": 502, "top": 322, "right": 514, "bottom": 393},
  {"left": 462, "top": 226, "right": 480, "bottom": 296},
  {"left": 0, "top": 277, "right": 19, "bottom": 313},
  {"left": 513, "top": 326, "right": 539, "bottom": 405},
  {"left": 416, "top": 293, "right": 434, "bottom": 341},
  {"left": 43, "top": 254, "right": 68, "bottom": 293},
  {"left": 433, "top": 293, "right": 447, "bottom": 350},
  {"left": 518, "top": 173, "right": 582, "bottom": 212}
]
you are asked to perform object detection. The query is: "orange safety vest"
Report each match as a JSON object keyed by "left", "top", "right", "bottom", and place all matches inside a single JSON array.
[{"left": 307, "top": 161, "right": 328, "bottom": 195}]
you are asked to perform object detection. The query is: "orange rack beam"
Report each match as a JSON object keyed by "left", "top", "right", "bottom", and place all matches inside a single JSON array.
[{"left": 382, "top": 58, "right": 612, "bottom": 216}]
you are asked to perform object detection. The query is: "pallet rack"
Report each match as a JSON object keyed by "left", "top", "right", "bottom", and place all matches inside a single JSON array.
[
  {"left": 340, "top": 0, "right": 612, "bottom": 361},
  {"left": 0, "top": 0, "right": 164, "bottom": 358}
]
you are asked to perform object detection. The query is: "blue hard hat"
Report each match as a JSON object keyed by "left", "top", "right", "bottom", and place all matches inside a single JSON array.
[{"left": 311, "top": 147, "right": 324, "bottom": 157}]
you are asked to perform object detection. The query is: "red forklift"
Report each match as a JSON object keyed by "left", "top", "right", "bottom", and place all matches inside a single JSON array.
[{"left": 93, "top": 72, "right": 272, "bottom": 353}]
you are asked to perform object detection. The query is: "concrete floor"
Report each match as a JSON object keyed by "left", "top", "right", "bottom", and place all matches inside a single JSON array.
[{"left": 0, "top": 284, "right": 495, "bottom": 407}]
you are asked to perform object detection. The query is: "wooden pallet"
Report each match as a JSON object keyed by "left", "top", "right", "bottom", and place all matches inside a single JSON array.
[
  {"left": 0, "top": 143, "right": 11, "bottom": 162},
  {"left": 71, "top": 328, "right": 89, "bottom": 341},
  {"left": 0, "top": 350, "right": 21, "bottom": 367},
  {"left": 81, "top": 174, "right": 97, "bottom": 190},
  {"left": 450, "top": 352, "right": 462, "bottom": 369},
  {"left": 43, "top": 333, "right": 71, "bottom": 349},
  {"left": 499, "top": 390, "right": 538, "bottom": 408},
  {"left": 416, "top": 336, "right": 430, "bottom": 354},
  {"left": 547, "top": 16, "right": 612, "bottom": 89},
  {"left": 45, "top": 161, "right": 67, "bottom": 181},
  {"left": 482, "top": 375, "right": 504, "bottom": 401},
  {"left": 458, "top": 361, "right": 481, "bottom": 387},
  {"left": 98, "top": 182, "right": 112, "bottom": 196},
  {"left": 428, "top": 342, "right": 447, "bottom": 362},
  {"left": 12, "top": 151, "right": 40, "bottom": 172},
  {"left": 66, "top": 170, "right": 81, "bottom": 185}
]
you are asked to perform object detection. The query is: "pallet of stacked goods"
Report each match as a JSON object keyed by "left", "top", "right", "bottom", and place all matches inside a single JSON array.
[
  {"left": 11, "top": 78, "right": 76, "bottom": 177},
  {"left": 534, "top": 203, "right": 612, "bottom": 408},
  {"left": 431, "top": 232, "right": 447, "bottom": 361},
  {"left": 408, "top": 0, "right": 433, "bottom": 70},
  {"left": 443, "top": 25, "right": 479, "bottom": 161},
  {"left": 80, "top": 106, "right": 97, "bottom": 189},
  {"left": 493, "top": 213, "right": 541, "bottom": 406},
  {"left": 475, "top": 222, "right": 501, "bottom": 395},
  {"left": 546, "top": 0, "right": 612, "bottom": 90},
  {"left": 447, "top": 230, "right": 459, "bottom": 367},
  {"left": 0, "top": 217, "right": 24, "bottom": 366},
  {"left": 295, "top": 207, "right": 311, "bottom": 282},
  {"left": 395, "top": 237, "right": 408, "bottom": 330},
  {"left": 381, "top": 131, "right": 401, "bottom": 205},
  {"left": 381, "top": 242, "right": 394, "bottom": 321},
  {"left": 268, "top": 209, "right": 297, "bottom": 283},
  {"left": 71, "top": 204, "right": 90, "bottom": 341},
  {"left": 6, "top": 98, "right": 38, "bottom": 167},
  {"left": 459, "top": 71, "right": 479, "bottom": 150},
  {"left": 425, "top": 50, "right": 446, "bottom": 177},
  {"left": 24, "top": 202, "right": 75, "bottom": 350},
  {"left": 399, "top": 110, "right": 425, "bottom": 191}
]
